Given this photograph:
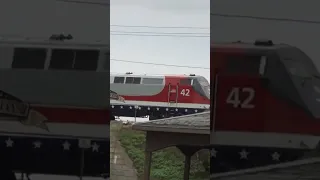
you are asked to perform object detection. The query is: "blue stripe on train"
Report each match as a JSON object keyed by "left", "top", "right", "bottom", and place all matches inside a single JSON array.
[{"left": 110, "top": 104, "right": 207, "bottom": 117}]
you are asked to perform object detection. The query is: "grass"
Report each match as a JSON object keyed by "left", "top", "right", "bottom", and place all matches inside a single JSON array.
[{"left": 118, "top": 124, "right": 209, "bottom": 180}]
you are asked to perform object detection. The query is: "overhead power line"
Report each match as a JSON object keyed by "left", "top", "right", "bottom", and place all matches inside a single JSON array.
[
  {"left": 110, "top": 25, "right": 209, "bottom": 29},
  {"left": 110, "top": 31, "right": 209, "bottom": 35},
  {"left": 211, "top": 13, "right": 320, "bottom": 24},
  {"left": 110, "top": 59, "right": 209, "bottom": 69},
  {"left": 56, "top": 0, "right": 109, "bottom": 6},
  {"left": 110, "top": 30, "right": 209, "bottom": 37},
  {"left": 111, "top": 33, "right": 209, "bottom": 38}
]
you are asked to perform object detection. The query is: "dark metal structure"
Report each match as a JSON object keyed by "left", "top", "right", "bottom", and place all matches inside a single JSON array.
[{"left": 132, "top": 112, "right": 210, "bottom": 180}]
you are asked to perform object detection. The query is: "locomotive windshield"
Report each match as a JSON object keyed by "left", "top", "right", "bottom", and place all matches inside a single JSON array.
[
  {"left": 279, "top": 47, "right": 320, "bottom": 118},
  {"left": 281, "top": 48, "right": 319, "bottom": 79},
  {"left": 284, "top": 59, "right": 314, "bottom": 83},
  {"left": 198, "top": 76, "right": 210, "bottom": 98},
  {"left": 193, "top": 76, "right": 210, "bottom": 99},
  {"left": 283, "top": 59, "right": 318, "bottom": 80}
]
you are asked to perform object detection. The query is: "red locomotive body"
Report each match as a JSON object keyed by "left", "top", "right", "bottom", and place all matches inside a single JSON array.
[{"left": 210, "top": 40, "right": 320, "bottom": 173}]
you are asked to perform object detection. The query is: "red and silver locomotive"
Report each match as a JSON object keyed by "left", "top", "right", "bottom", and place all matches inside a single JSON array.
[
  {"left": 0, "top": 35, "right": 109, "bottom": 177},
  {"left": 210, "top": 40, "right": 320, "bottom": 173},
  {"left": 110, "top": 72, "right": 210, "bottom": 119}
]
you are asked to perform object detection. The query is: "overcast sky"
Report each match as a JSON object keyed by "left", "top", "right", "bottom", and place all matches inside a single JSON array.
[
  {"left": 110, "top": 0, "right": 210, "bottom": 80},
  {"left": 0, "top": 0, "right": 109, "bottom": 43},
  {"left": 211, "top": 0, "right": 320, "bottom": 70}
]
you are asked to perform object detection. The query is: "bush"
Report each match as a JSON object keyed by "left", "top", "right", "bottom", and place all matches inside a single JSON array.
[{"left": 119, "top": 127, "right": 209, "bottom": 180}]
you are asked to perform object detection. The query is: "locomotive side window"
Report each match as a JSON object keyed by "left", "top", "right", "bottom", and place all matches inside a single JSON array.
[
  {"left": 225, "top": 54, "right": 261, "bottom": 75},
  {"left": 49, "top": 49, "right": 99, "bottom": 71},
  {"left": 125, "top": 77, "right": 141, "bottom": 84},
  {"left": 12, "top": 48, "right": 47, "bottom": 69},
  {"left": 180, "top": 79, "right": 192, "bottom": 85},
  {"left": 49, "top": 49, "right": 74, "bottom": 70},
  {"left": 142, "top": 78, "right": 163, "bottom": 85},
  {"left": 133, "top": 77, "right": 141, "bottom": 84},
  {"left": 114, "top": 77, "right": 125, "bottom": 83},
  {"left": 73, "top": 50, "right": 99, "bottom": 70}
]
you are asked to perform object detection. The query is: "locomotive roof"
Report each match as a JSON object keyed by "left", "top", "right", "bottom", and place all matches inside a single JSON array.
[
  {"left": 211, "top": 41, "right": 295, "bottom": 52},
  {"left": 110, "top": 73, "right": 203, "bottom": 78},
  {"left": 0, "top": 37, "right": 109, "bottom": 49}
]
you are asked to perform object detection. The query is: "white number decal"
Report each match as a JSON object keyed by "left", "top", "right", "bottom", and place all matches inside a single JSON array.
[
  {"left": 226, "top": 87, "right": 255, "bottom": 108},
  {"left": 180, "top": 89, "right": 190, "bottom": 96}
]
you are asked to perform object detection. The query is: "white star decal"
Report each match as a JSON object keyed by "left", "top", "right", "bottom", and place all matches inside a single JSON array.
[
  {"left": 156, "top": 108, "right": 159, "bottom": 111},
  {"left": 33, "top": 141, "right": 41, "bottom": 148},
  {"left": 5, "top": 138, "right": 14, "bottom": 147},
  {"left": 239, "top": 149, "right": 249, "bottom": 159},
  {"left": 62, "top": 141, "right": 71, "bottom": 150},
  {"left": 92, "top": 142, "right": 100, "bottom": 152},
  {"left": 175, "top": 108, "right": 178, "bottom": 111},
  {"left": 166, "top": 108, "right": 168, "bottom": 111},
  {"left": 195, "top": 109, "right": 198, "bottom": 112},
  {"left": 271, "top": 152, "right": 280, "bottom": 161},
  {"left": 185, "top": 109, "right": 188, "bottom": 112},
  {"left": 129, "top": 106, "right": 132, "bottom": 109},
  {"left": 138, "top": 106, "right": 141, "bottom": 110},
  {"left": 147, "top": 107, "right": 150, "bottom": 110},
  {"left": 111, "top": 105, "right": 114, "bottom": 108},
  {"left": 210, "top": 148, "right": 217, "bottom": 157},
  {"left": 120, "top": 106, "right": 123, "bottom": 109}
]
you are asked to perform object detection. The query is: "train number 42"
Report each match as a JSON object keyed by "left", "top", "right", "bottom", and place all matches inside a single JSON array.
[
  {"left": 226, "top": 87, "right": 255, "bottom": 108},
  {"left": 180, "top": 89, "right": 190, "bottom": 96}
]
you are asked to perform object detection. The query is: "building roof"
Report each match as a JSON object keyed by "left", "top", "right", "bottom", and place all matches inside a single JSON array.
[
  {"left": 211, "top": 157, "right": 320, "bottom": 180},
  {"left": 132, "top": 111, "right": 210, "bottom": 134}
]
